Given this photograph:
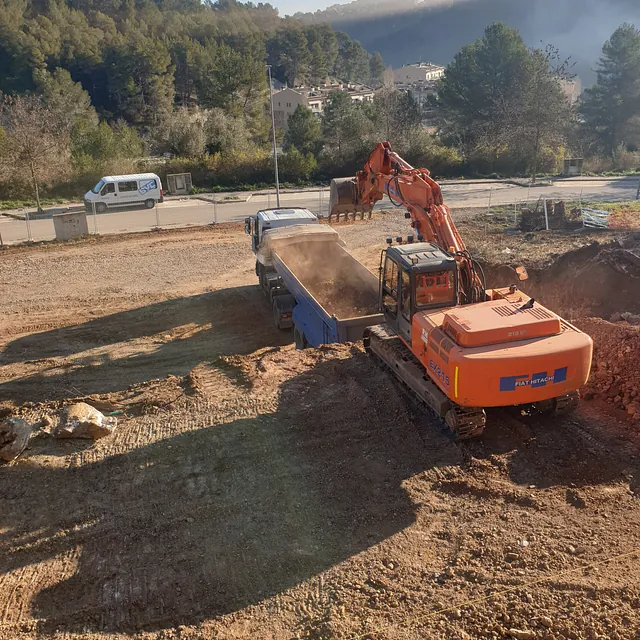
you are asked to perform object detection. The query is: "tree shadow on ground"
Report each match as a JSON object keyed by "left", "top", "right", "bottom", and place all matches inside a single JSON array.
[{"left": 0, "top": 285, "right": 291, "bottom": 404}]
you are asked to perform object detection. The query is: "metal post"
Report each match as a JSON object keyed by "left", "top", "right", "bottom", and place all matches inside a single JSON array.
[
  {"left": 213, "top": 198, "right": 218, "bottom": 225},
  {"left": 92, "top": 201, "right": 98, "bottom": 234},
  {"left": 319, "top": 184, "right": 323, "bottom": 218},
  {"left": 267, "top": 65, "right": 280, "bottom": 207},
  {"left": 543, "top": 198, "right": 549, "bottom": 231},
  {"left": 155, "top": 201, "right": 160, "bottom": 229},
  {"left": 25, "top": 209, "right": 32, "bottom": 242},
  {"left": 487, "top": 187, "right": 493, "bottom": 216}
]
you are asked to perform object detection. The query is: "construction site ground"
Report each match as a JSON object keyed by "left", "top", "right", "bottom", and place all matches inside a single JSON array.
[{"left": 1, "top": 210, "right": 640, "bottom": 640}]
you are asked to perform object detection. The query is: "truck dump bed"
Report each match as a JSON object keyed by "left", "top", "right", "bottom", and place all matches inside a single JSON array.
[
  {"left": 275, "top": 240, "right": 379, "bottom": 319},
  {"left": 257, "top": 225, "right": 383, "bottom": 345}
]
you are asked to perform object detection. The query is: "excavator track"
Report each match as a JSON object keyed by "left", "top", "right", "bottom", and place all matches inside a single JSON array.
[
  {"left": 554, "top": 390, "right": 580, "bottom": 415},
  {"left": 364, "top": 324, "right": 486, "bottom": 440}
]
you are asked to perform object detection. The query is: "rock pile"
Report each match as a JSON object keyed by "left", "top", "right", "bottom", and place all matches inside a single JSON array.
[{"left": 576, "top": 317, "right": 640, "bottom": 418}]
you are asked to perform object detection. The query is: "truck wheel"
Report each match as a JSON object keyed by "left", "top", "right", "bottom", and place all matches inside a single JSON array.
[
  {"left": 293, "top": 326, "right": 308, "bottom": 350},
  {"left": 95, "top": 202, "right": 107, "bottom": 213},
  {"left": 145, "top": 198, "right": 155, "bottom": 209}
]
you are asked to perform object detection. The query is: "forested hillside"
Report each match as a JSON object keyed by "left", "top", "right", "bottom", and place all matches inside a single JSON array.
[
  {"left": 0, "top": 0, "right": 374, "bottom": 125},
  {"left": 0, "top": 0, "right": 385, "bottom": 204},
  {"left": 2, "top": 0, "right": 639, "bottom": 207},
  {"left": 297, "top": 0, "right": 640, "bottom": 83}
]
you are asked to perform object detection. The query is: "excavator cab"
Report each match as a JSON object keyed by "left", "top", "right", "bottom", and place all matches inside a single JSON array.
[{"left": 380, "top": 242, "right": 458, "bottom": 345}]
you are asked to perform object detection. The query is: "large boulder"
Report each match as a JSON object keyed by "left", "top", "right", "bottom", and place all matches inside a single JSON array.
[
  {"left": 0, "top": 417, "right": 32, "bottom": 462},
  {"left": 54, "top": 402, "right": 117, "bottom": 440}
]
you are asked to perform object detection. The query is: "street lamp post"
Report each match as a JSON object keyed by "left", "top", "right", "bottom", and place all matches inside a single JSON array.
[{"left": 267, "top": 65, "right": 281, "bottom": 207}]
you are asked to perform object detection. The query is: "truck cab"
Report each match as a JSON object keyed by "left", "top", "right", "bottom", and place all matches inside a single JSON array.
[{"left": 245, "top": 207, "right": 318, "bottom": 254}]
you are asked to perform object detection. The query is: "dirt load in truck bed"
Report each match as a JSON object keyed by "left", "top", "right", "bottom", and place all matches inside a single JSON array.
[{"left": 276, "top": 239, "right": 379, "bottom": 318}]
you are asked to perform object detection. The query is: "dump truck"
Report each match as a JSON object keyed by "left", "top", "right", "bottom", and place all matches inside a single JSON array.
[
  {"left": 249, "top": 221, "right": 383, "bottom": 348},
  {"left": 328, "top": 142, "right": 593, "bottom": 439}
]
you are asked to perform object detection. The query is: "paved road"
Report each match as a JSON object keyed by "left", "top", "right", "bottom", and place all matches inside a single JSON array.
[{"left": 1, "top": 177, "right": 638, "bottom": 245}]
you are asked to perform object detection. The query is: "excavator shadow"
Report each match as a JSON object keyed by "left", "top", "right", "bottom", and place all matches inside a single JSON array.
[{"left": 459, "top": 405, "right": 640, "bottom": 490}]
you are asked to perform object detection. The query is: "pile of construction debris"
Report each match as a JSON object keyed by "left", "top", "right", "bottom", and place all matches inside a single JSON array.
[{"left": 0, "top": 402, "right": 117, "bottom": 462}]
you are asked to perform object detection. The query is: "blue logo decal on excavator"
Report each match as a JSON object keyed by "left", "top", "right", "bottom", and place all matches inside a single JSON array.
[{"left": 500, "top": 367, "right": 567, "bottom": 392}]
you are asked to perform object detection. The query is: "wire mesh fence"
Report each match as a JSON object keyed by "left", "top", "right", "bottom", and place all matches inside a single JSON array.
[
  {"left": 487, "top": 195, "right": 640, "bottom": 233},
  {"left": 0, "top": 187, "right": 336, "bottom": 246},
  {"left": 3, "top": 181, "right": 640, "bottom": 246}
]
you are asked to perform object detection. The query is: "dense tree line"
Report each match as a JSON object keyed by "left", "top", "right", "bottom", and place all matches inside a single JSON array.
[
  {"left": 0, "top": 0, "right": 378, "bottom": 124},
  {"left": 0, "top": 0, "right": 385, "bottom": 202},
  {"left": 433, "top": 21, "right": 640, "bottom": 178}
]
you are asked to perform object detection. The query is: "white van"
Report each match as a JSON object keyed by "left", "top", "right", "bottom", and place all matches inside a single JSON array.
[{"left": 84, "top": 173, "right": 164, "bottom": 213}]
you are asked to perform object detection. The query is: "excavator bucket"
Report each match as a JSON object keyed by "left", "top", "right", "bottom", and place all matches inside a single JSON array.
[{"left": 328, "top": 177, "right": 373, "bottom": 223}]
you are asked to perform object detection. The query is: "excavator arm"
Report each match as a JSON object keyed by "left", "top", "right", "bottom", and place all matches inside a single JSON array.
[{"left": 330, "top": 141, "right": 484, "bottom": 303}]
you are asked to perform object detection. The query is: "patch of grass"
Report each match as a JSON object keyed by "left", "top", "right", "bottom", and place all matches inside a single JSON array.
[
  {"left": 587, "top": 200, "right": 640, "bottom": 212},
  {"left": 0, "top": 197, "right": 68, "bottom": 211}
]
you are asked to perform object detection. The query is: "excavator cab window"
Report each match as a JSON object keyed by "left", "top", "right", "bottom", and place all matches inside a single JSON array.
[
  {"left": 414, "top": 269, "right": 455, "bottom": 308},
  {"left": 381, "top": 257, "right": 399, "bottom": 317}
]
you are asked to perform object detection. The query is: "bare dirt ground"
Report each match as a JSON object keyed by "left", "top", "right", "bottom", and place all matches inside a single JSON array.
[{"left": 1, "top": 212, "right": 640, "bottom": 640}]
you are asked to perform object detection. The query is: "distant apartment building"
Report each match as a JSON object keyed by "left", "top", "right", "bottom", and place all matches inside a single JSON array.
[
  {"left": 392, "top": 62, "right": 445, "bottom": 84},
  {"left": 391, "top": 63, "right": 445, "bottom": 125},
  {"left": 558, "top": 77, "right": 582, "bottom": 105},
  {"left": 271, "top": 82, "right": 375, "bottom": 130}
]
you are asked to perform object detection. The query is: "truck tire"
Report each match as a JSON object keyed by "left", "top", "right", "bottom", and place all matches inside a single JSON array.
[
  {"left": 293, "top": 325, "right": 308, "bottom": 350},
  {"left": 95, "top": 202, "right": 107, "bottom": 213},
  {"left": 257, "top": 263, "right": 265, "bottom": 289},
  {"left": 145, "top": 198, "right": 155, "bottom": 209}
]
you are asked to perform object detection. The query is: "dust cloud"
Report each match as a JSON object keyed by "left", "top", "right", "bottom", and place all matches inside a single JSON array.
[{"left": 275, "top": 240, "right": 379, "bottom": 318}]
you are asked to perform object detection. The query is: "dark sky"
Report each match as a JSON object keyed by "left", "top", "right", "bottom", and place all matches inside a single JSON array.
[{"left": 301, "top": 0, "right": 640, "bottom": 84}]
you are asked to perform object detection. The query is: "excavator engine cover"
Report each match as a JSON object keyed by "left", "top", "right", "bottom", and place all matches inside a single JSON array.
[{"left": 443, "top": 300, "right": 562, "bottom": 347}]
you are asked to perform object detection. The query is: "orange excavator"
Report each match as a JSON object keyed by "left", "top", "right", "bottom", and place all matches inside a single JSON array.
[{"left": 329, "top": 142, "right": 593, "bottom": 438}]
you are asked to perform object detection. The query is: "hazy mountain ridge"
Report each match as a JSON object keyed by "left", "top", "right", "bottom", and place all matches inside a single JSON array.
[{"left": 295, "top": 0, "right": 640, "bottom": 84}]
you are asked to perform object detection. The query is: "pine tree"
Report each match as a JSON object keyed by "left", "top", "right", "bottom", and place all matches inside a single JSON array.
[
  {"left": 580, "top": 23, "right": 640, "bottom": 156},
  {"left": 369, "top": 52, "right": 385, "bottom": 88},
  {"left": 310, "top": 42, "right": 327, "bottom": 86},
  {"left": 283, "top": 104, "right": 322, "bottom": 156}
]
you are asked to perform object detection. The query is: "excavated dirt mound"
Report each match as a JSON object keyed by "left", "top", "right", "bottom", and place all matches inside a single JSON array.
[
  {"left": 483, "top": 236, "right": 640, "bottom": 320},
  {"left": 576, "top": 318, "right": 640, "bottom": 419}
]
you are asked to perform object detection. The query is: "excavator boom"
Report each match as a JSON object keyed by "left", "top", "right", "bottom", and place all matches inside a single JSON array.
[{"left": 330, "top": 141, "right": 484, "bottom": 304}]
